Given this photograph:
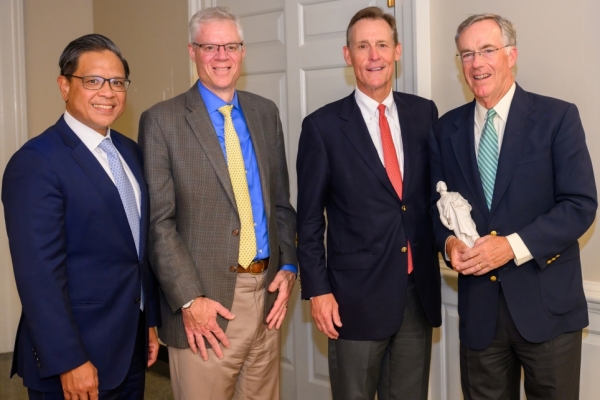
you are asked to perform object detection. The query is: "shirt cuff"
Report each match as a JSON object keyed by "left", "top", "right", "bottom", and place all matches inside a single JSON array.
[
  {"left": 506, "top": 233, "right": 533, "bottom": 266},
  {"left": 444, "top": 235, "right": 456, "bottom": 261},
  {"left": 280, "top": 264, "right": 298, "bottom": 275},
  {"left": 181, "top": 299, "right": 194, "bottom": 309}
]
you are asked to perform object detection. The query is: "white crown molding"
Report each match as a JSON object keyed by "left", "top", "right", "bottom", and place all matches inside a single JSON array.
[{"left": 0, "top": 0, "right": 28, "bottom": 154}]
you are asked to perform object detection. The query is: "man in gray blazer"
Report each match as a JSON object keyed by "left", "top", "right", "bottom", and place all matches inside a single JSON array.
[{"left": 138, "top": 7, "right": 298, "bottom": 400}]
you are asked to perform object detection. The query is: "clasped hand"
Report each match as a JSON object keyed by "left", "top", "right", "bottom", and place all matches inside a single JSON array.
[{"left": 447, "top": 235, "right": 515, "bottom": 275}]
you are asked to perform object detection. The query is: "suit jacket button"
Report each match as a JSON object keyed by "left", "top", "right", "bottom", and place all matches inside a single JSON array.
[
  {"left": 232, "top": 229, "right": 240, "bottom": 236},
  {"left": 134, "top": 297, "right": 141, "bottom": 304},
  {"left": 401, "top": 247, "right": 407, "bottom": 253},
  {"left": 229, "top": 266, "right": 237, "bottom": 272},
  {"left": 490, "top": 231, "right": 497, "bottom": 236},
  {"left": 546, "top": 260, "right": 552, "bottom": 265},
  {"left": 490, "top": 276, "right": 497, "bottom": 282},
  {"left": 37, "top": 362, "right": 41, "bottom": 368},
  {"left": 401, "top": 205, "right": 407, "bottom": 211}
]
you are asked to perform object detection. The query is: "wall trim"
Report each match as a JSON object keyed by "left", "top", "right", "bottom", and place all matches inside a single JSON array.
[
  {"left": 0, "top": 0, "right": 28, "bottom": 353},
  {"left": 440, "top": 266, "right": 600, "bottom": 327},
  {"left": 413, "top": 0, "right": 431, "bottom": 98}
]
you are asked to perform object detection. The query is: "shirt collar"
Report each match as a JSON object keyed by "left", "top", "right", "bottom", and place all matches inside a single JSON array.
[
  {"left": 63, "top": 110, "right": 112, "bottom": 152},
  {"left": 197, "top": 80, "right": 240, "bottom": 113},
  {"left": 354, "top": 86, "right": 394, "bottom": 117},
  {"left": 475, "top": 82, "right": 516, "bottom": 126}
]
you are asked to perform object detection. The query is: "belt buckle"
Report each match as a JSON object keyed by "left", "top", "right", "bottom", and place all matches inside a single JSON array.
[{"left": 249, "top": 260, "right": 263, "bottom": 275}]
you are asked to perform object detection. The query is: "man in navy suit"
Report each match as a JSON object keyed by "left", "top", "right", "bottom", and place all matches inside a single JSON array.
[
  {"left": 297, "top": 7, "right": 441, "bottom": 400},
  {"left": 430, "top": 14, "right": 597, "bottom": 399},
  {"left": 2, "top": 34, "right": 160, "bottom": 400}
]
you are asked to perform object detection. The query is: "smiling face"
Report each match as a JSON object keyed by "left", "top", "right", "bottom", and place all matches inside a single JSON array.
[
  {"left": 57, "top": 50, "right": 127, "bottom": 135},
  {"left": 457, "top": 19, "right": 517, "bottom": 109},
  {"left": 188, "top": 19, "right": 245, "bottom": 103},
  {"left": 343, "top": 18, "right": 401, "bottom": 103}
]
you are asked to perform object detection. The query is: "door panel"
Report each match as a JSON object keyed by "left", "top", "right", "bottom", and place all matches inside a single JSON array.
[{"left": 191, "top": 1, "right": 408, "bottom": 398}]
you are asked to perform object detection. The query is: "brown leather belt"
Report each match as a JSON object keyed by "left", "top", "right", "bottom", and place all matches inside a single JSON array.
[{"left": 237, "top": 258, "right": 269, "bottom": 274}]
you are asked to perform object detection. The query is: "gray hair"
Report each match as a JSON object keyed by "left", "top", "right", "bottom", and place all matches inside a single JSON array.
[
  {"left": 455, "top": 14, "right": 517, "bottom": 49},
  {"left": 189, "top": 6, "right": 244, "bottom": 42}
]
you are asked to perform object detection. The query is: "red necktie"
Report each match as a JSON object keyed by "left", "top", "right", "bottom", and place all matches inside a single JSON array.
[{"left": 378, "top": 104, "right": 413, "bottom": 274}]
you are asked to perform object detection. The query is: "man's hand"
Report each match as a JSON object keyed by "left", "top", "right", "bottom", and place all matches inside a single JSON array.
[
  {"left": 266, "top": 270, "right": 296, "bottom": 329},
  {"left": 182, "top": 297, "right": 235, "bottom": 361},
  {"left": 454, "top": 235, "right": 515, "bottom": 276},
  {"left": 147, "top": 327, "right": 159, "bottom": 367},
  {"left": 446, "top": 236, "right": 469, "bottom": 271},
  {"left": 310, "top": 293, "right": 342, "bottom": 339},
  {"left": 59, "top": 361, "right": 98, "bottom": 400}
]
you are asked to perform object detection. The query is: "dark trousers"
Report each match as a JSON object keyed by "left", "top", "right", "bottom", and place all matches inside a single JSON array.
[
  {"left": 28, "top": 312, "right": 146, "bottom": 400},
  {"left": 328, "top": 274, "right": 433, "bottom": 400},
  {"left": 460, "top": 289, "right": 582, "bottom": 400}
]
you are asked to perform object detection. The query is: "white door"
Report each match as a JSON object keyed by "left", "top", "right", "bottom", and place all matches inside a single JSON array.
[{"left": 189, "top": 1, "right": 416, "bottom": 398}]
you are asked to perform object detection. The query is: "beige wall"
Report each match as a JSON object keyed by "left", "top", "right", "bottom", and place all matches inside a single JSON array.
[
  {"left": 23, "top": 0, "right": 189, "bottom": 141},
  {"left": 93, "top": 0, "right": 190, "bottom": 140},
  {"left": 24, "top": 0, "right": 94, "bottom": 138},
  {"left": 430, "top": 0, "right": 600, "bottom": 281}
]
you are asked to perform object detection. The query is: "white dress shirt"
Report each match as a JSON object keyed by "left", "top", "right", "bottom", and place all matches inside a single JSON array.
[
  {"left": 354, "top": 87, "right": 404, "bottom": 175},
  {"left": 64, "top": 111, "right": 141, "bottom": 214},
  {"left": 473, "top": 83, "right": 533, "bottom": 266}
]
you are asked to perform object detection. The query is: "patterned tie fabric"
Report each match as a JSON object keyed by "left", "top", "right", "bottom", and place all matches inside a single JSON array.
[
  {"left": 218, "top": 105, "right": 257, "bottom": 268},
  {"left": 378, "top": 104, "right": 413, "bottom": 274},
  {"left": 99, "top": 138, "right": 144, "bottom": 310},
  {"left": 478, "top": 108, "right": 499, "bottom": 210}
]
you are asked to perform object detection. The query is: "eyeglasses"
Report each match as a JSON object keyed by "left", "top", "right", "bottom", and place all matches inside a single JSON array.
[
  {"left": 64, "top": 75, "right": 130, "bottom": 92},
  {"left": 456, "top": 45, "right": 513, "bottom": 63},
  {"left": 192, "top": 42, "right": 244, "bottom": 54}
]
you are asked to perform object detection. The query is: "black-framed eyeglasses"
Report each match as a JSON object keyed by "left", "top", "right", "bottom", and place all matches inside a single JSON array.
[
  {"left": 192, "top": 42, "right": 244, "bottom": 54},
  {"left": 456, "top": 45, "right": 513, "bottom": 63},
  {"left": 64, "top": 75, "right": 131, "bottom": 92}
]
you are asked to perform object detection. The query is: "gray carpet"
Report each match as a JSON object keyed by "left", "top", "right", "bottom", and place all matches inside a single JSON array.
[{"left": 0, "top": 352, "right": 174, "bottom": 399}]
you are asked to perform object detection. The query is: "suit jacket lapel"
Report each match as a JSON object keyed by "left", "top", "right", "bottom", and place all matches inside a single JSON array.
[
  {"left": 56, "top": 117, "right": 139, "bottom": 256},
  {"left": 340, "top": 93, "right": 400, "bottom": 201},
  {"left": 450, "top": 102, "right": 489, "bottom": 217},
  {"left": 238, "top": 92, "right": 271, "bottom": 220},
  {"left": 184, "top": 84, "right": 236, "bottom": 208},
  {"left": 394, "top": 93, "right": 418, "bottom": 197},
  {"left": 491, "top": 84, "right": 535, "bottom": 214}
]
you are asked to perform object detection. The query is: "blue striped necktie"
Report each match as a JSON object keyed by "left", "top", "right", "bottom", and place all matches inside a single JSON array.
[
  {"left": 478, "top": 108, "right": 498, "bottom": 210},
  {"left": 99, "top": 138, "right": 144, "bottom": 310}
]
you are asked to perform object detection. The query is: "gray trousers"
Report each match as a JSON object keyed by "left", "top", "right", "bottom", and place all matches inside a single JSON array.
[
  {"left": 328, "top": 275, "right": 433, "bottom": 400},
  {"left": 460, "top": 288, "right": 582, "bottom": 400}
]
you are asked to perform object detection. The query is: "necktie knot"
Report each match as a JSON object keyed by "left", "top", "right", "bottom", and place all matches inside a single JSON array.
[
  {"left": 99, "top": 137, "right": 116, "bottom": 154},
  {"left": 377, "top": 103, "right": 386, "bottom": 116},
  {"left": 486, "top": 108, "right": 497, "bottom": 121},
  {"left": 218, "top": 104, "right": 234, "bottom": 117}
]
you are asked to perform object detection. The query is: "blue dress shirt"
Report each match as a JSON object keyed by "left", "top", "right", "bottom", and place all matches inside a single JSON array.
[{"left": 198, "top": 82, "right": 297, "bottom": 274}]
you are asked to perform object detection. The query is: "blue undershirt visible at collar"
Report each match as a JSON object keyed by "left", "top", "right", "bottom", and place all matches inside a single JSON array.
[{"left": 197, "top": 81, "right": 297, "bottom": 274}]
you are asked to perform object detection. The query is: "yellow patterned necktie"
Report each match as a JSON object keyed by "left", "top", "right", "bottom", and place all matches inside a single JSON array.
[{"left": 218, "top": 105, "right": 257, "bottom": 268}]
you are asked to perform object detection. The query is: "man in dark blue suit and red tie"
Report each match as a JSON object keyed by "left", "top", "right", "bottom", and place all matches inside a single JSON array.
[
  {"left": 429, "top": 14, "right": 597, "bottom": 400},
  {"left": 297, "top": 7, "right": 441, "bottom": 400},
  {"left": 2, "top": 34, "right": 160, "bottom": 400}
]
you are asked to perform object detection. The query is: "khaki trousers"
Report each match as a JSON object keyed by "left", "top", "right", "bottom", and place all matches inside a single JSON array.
[{"left": 168, "top": 271, "right": 280, "bottom": 400}]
